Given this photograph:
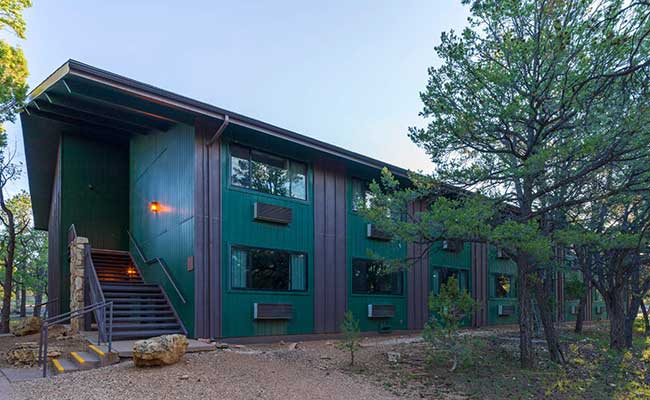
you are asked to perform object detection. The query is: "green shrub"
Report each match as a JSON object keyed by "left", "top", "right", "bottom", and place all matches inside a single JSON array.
[
  {"left": 424, "top": 275, "right": 476, "bottom": 372},
  {"left": 337, "top": 310, "right": 362, "bottom": 366}
]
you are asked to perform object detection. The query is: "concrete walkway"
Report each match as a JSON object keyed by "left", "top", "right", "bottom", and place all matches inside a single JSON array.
[{"left": 0, "top": 372, "right": 14, "bottom": 400}]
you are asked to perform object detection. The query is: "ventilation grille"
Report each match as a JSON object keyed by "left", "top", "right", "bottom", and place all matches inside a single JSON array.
[
  {"left": 368, "top": 304, "right": 396, "bottom": 319},
  {"left": 253, "top": 303, "right": 293, "bottom": 320},
  {"left": 366, "top": 224, "right": 392, "bottom": 241},
  {"left": 254, "top": 202, "right": 292, "bottom": 224},
  {"left": 498, "top": 304, "right": 515, "bottom": 316}
]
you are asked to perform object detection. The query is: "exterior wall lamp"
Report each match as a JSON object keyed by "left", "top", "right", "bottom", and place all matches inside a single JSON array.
[{"left": 149, "top": 201, "right": 160, "bottom": 213}]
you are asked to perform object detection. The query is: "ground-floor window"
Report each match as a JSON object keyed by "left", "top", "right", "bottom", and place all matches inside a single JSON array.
[
  {"left": 493, "top": 274, "right": 514, "bottom": 298},
  {"left": 432, "top": 267, "right": 469, "bottom": 294},
  {"left": 352, "top": 258, "right": 403, "bottom": 295},
  {"left": 231, "top": 246, "right": 307, "bottom": 291}
]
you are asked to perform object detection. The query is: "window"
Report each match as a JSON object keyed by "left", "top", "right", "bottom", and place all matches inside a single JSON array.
[
  {"left": 352, "top": 259, "right": 403, "bottom": 295},
  {"left": 494, "top": 274, "right": 513, "bottom": 298},
  {"left": 231, "top": 246, "right": 307, "bottom": 291},
  {"left": 230, "top": 144, "right": 307, "bottom": 200},
  {"left": 593, "top": 289, "right": 604, "bottom": 302},
  {"left": 351, "top": 179, "right": 373, "bottom": 212},
  {"left": 433, "top": 267, "right": 469, "bottom": 294}
]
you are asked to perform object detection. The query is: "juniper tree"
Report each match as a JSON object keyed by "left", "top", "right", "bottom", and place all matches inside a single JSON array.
[{"left": 362, "top": 0, "right": 650, "bottom": 367}]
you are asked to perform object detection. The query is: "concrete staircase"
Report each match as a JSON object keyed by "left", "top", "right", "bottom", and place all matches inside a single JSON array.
[{"left": 91, "top": 249, "right": 186, "bottom": 340}]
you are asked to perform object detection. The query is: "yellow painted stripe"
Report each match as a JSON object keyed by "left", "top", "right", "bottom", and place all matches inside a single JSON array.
[
  {"left": 88, "top": 344, "right": 105, "bottom": 357},
  {"left": 70, "top": 351, "right": 85, "bottom": 364},
  {"left": 52, "top": 358, "right": 64, "bottom": 373}
]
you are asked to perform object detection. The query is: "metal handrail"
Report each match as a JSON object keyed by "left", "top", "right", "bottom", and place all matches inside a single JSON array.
[
  {"left": 37, "top": 301, "right": 113, "bottom": 377},
  {"left": 84, "top": 245, "right": 107, "bottom": 339},
  {"left": 67, "top": 224, "right": 108, "bottom": 341},
  {"left": 33, "top": 298, "right": 58, "bottom": 318},
  {"left": 126, "top": 230, "right": 187, "bottom": 304}
]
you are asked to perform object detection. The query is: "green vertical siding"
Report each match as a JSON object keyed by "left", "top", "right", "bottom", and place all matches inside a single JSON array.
[
  {"left": 220, "top": 141, "right": 314, "bottom": 337},
  {"left": 347, "top": 180, "right": 407, "bottom": 332},
  {"left": 59, "top": 133, "right": 129, "bottom": 312},
  {"left": 130, "top": 124, "right": 195, "bottom": 335},
  {"left": 486, "top": 246, "right": 518, "bottom": 325}
]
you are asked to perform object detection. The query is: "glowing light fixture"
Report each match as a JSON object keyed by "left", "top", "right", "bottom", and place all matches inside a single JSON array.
[
  {"left": 149, "top": 201, "right": 160, "bottom": 213},
  {"left": 127, "top": 266, "right": 137, "bottom": 277}
]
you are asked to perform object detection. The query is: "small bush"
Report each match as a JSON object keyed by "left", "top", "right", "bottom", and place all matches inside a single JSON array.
[
  {"left": 423, "top": 275, "right": 475, "bottom": 372},
  {"left": 337, "top": 310, "right": 362, "bottom": 366}
]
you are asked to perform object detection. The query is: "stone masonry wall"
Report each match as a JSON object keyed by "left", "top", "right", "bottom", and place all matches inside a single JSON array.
[{"left": 69, "top": 236, "right": 88, "bottom": 333}]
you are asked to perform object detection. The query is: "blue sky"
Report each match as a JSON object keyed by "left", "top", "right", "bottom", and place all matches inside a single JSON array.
[{"left": 6, "top": 0, "right": 469, "bottom": 193}]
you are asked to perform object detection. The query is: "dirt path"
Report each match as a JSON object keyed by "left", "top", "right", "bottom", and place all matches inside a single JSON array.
[{"left": 11, "top": 345, "right": 412, "bottom": 400}]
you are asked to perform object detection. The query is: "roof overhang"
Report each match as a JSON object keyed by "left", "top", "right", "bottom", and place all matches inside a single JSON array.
[{"left": 22, "top": 59, "right": 410, "bottom": 229}]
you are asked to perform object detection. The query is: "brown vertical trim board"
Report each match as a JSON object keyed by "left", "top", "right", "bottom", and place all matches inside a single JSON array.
[
  {"left": 194, "top": 119, "right": 223, "bottom": 339},
  {"left": 406, "top": 199, "right": 430, "bottom": 330},
  {"left": 313, "top": 160, "right": 347, "bottom": 333},
  {"left": 471, "top": 242, "right": 488, "bottom": 327},
  {"left": 47, "top": 138, "right": 62, "bottom": 318}
]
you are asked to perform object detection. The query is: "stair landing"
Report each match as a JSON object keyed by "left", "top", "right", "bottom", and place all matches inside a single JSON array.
[{"left": 79, "top": 330, "right": 216, "bottom": 357}]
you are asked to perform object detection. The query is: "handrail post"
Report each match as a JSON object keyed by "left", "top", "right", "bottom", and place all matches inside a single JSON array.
[
  {"left": 108, "top": 302, "right": 113, "bottom": 353},
  {"left": 43, "top": 325, "right": 48, "bottom": 377}
]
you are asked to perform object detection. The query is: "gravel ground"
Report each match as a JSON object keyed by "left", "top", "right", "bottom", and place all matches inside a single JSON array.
[{"left": 11, "top": 341, "right": 414, "bottom": 400}]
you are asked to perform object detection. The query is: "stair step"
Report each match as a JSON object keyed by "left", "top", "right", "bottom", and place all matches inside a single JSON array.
[
  {"left": 51, "top": 358, "right": 79, "bottom": 374},
  {"left": 112, "top": 309, "right": 175, "bottom": 316},
  {"left": 111, "top": 329, "right": 184, "bottom": 339},
  {"left": 107, "top": 298, "right": 167, "bottom": 304},
  {"left": 70, "top": 351, "right": 101, "bottom": 369},
  {"left": 101, "top": 284, "right": 160, "bottom": 292},
  {"left": 113, "top": 304, "right": 171, "bottom": 310},
  {"left": 111, "top": 322, "right": 181, "bottom": 330},
  {"left": 112, "top": 316, "right": 178, "bottom": 322}
]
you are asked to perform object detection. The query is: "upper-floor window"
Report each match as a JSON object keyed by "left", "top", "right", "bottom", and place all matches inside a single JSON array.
[
  {"left": 352, "top": 258, "right": 403, "bottom": 295},
  {"left": 230, "top": 144, "right": 307, "bottom": 200},
  {"left": 433, "top": 267, "right": 469, "bottom": 294},
  {"left": 351, "top": 179, "right": 373, "bottom": 212}
]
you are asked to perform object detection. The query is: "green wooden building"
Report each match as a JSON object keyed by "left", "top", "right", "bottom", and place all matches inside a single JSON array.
[{"left": 20, "top": 60, "right": 607, "bottom": 340}]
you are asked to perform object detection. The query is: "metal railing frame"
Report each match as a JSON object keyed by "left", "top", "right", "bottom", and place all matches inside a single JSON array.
[
  {"left": 37, "top": 301, "right": 113, "bottom": 377},
  {"left": 126, "top": 230, "right": 187, "bottom": 304}
]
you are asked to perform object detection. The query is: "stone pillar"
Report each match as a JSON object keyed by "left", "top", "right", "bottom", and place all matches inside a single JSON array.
[{"left": 69, "top": 236, "right": 88, "bottom": 333}]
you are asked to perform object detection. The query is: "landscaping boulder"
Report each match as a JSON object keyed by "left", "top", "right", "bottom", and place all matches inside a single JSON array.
[
  {"left": 132, "top": 334, "right": 188, "bottom": 367},
  {"left": 11, "top": 316, "right": 42, "bottom": 336},
  {"left": 6, "top": 342, "right": 61, "bottom": 366}
]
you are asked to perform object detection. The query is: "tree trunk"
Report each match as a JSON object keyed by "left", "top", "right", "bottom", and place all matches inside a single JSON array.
[
  {"left": 641, "top": 299, "right": 650, "bottom": 337},
  {"left": 32, "top": 291, "right": 42, "bottom": 317},
  {"left": 607, "top": 290, "right": 627, "bottom": 350},
  {"left": 534, "top": 276, "right": 565, "bottom": 364},
  {"left": 575, "top": 294, "right": 586, "bottom": 334},
  {"left": 517, "top": 259, "right": 534, "bottom": 368},
  {"left": 19, "top": 286, "right": 26, "bottom": 317}
]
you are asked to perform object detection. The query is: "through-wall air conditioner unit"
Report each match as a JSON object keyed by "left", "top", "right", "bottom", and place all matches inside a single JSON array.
[
  {"left": 367, "top": 304, "right": 396, "bottom": 319},
  {"left": 253, "top": 303, "right": 293, "bottom": 320},
  {"left": 498, "top": 304, "right": 515, "bottom": 316},
  {"left": 570, "top": 304, "right": 578, "bottom": 315},
  {"left": 496, "top": 247, "right": 509, "bottom": 259},
  {"left": 595, "top": 305, "right": 605, "bottom": 314},
  {"left": 366, "top": 224, "right": 392, "bottom": 241},
  {"left": 253, "top": 202, "right": 292, "bottom": 224},
  {"left": 442, "top": 239, "right": 463, "bottom": 252}
]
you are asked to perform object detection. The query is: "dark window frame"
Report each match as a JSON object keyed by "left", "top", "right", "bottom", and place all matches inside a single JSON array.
[
  {"left": 229, "top": 143, "right": 308, "bottom": 201},
  {"left": 432, "top": 267, "right": 470, "bottom": 294},
  {"left": 493, "top": 273, "right": 514, "bottom": 298},
  {"left": 351, "top": 258, "right": 404, "bottom": 296},
  {"left": 230, "top": 245, "right": 309, "bottom": 293}
]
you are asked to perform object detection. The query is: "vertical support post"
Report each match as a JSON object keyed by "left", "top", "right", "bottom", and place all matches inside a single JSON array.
[
  {"left": 108, "top": 302, "right": 113, "bottom": 352},
  {"left": 69, "top": 236, "right": 89, "bottom": 334},
  {"left": 43, "top": 325, "right": 48, "bottom": 377}
]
